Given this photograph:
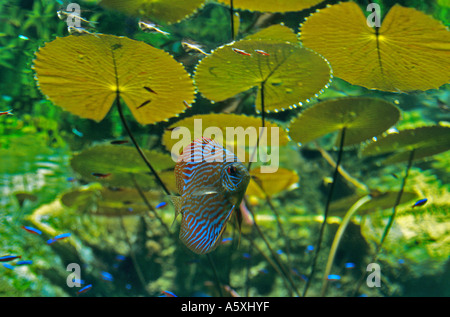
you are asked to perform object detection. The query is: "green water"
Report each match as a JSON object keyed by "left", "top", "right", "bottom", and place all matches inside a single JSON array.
[{"left": 0, "top": 0, "right": 449, "bottom": 298}]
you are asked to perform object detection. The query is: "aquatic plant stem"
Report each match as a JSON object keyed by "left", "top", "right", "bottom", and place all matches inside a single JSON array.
[
  {"left": 115, "top": 93, "right": 171, "bottom": 196},
  {"left": 243, "top": 197, "right": 300, "bottom": 296},
  {"left": 320, "top": 195, "right": 372, "bottom": 296},
  {"left": 353, "top": 149, "right": 415, "bottom": 296},
  {"left": 303, "top": 127, "right": 346, "bottom": 297},
  {"left": 119, "top": 215, "right": 151, "bottom": 295},
  {"left": 230, "top": 0, "right": 235, "bottom": 41},
  {"left": 315, "top": 142, "right": 369, "bottom": 193},
  {"left": 130, "top": 174, "right": 171, "bottom": 235},
  {"left": 206, "top": 253, "right": 224, "bottom": 297}
]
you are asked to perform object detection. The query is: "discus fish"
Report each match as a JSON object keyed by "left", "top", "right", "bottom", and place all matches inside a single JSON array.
[{"left": 171, "top": 137, "right": 250, "bottom": 254}]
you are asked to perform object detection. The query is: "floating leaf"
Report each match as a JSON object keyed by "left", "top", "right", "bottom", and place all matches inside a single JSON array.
[
  {"left": 100, "top": 0, "right": 206, "bottom": 24},
  {"left": 161, "top": 113, "right": 289, "bottom": 163},
  {"left": 247, "top": 167, "right": 299, "bottom": 198},
  {"left": 244, "top": 24, "right": 299, "bottom": 42},
  {"left": 194, "top": 26, "right": 332, "bottom": 112},
  {"left": 362, "top": 125, "right": 450, "bottom": 164},
  {"left": 329, "top": 191, "right": 418, "bottom": 217},
  {"left": 288, "top": 97, "right": 400, "bottom": 146},
  {"left": 61, "top": 187, "right": 162, "bottom": 217},
  {"left": 300, "top": 2, "right": 450, "bottom": 91},
  {"left": 33, "top": 34, "right": 195, "bottom": 125},
  {"left": 70, "top": 145, "right": 176, "bottom": 190},
  {"left": 217, "top": 0, "right": 324, "bottom": 13}
]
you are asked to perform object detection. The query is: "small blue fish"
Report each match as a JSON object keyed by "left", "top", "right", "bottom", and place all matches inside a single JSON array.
[
  {"left": 72, "top": 127, "right": 84, "bottom": 137},
  {"left": 72, "top": 278, "right": 85, "bottom": 285},
  {"left": 305, "top": 245, "right": 314, "bottom": 252},
  {"left": 2, "top": 263, "right": 14, "bottom": 270},
  {"left": 412, "top": 198, "right": 428, "bottom": 208},
  {"left": 77, "top": 284, "right": 92, "bottom": 295},
  {"left": 221, "top": 237, "right": 233, "bottom": 244},
  {"left": 115, "top": 255, "right": 126, "bottom": 261},
  {"left": 171, "top": 137, "right": 250, "bottom": 254},
  {"left": 160, "top": 290, "right": 177, "bottom": 297},
  {"left": 101, "top": 271, "right": 114, "bottom": 282},
  {"left": 345, "top": 262, "right": 355, "bottom": 269},
  {"left": 22, "top": 226, "right": 42, "bottom": 235},
  {"left": 327, "top": 274, "right": 341, "bottom": 281},
  {"left": 242, "top": 253, "right": 251, "bottom": 259},
  {"left": 15, "top": 260, "right": 33, "bottom": 266},
  {"left": 47, "top": 233, "right": 71, "bottom": 244},
  {"left": 0, "top": 109, "right": 13, "bottom": 116},
  {"left": 155, "top": 202, "right": 167, "bottom": 209},
  {"left": 0, "top": 255, "right": 21, "bottom": 262}
]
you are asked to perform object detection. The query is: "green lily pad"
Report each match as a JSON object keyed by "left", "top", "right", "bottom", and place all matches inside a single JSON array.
[
  {"left": 100, "top": 0, "right": 206, "bottom": 24},
  {"left": 362, "top": 125, "right": 450, "bottom": 164},
  {"left": 288, "top": 97, "right": 400, "bottom": 146},
  {"left": 329, "top": 191, "right": 418, "bottom": 217},
  {"left": 61, "top": 186, "right": 164, "bottom": 217},
  {"left": 70, "top": 145, "right": 175, "bottom": 190},
  {"left": 194, "top": 28, "right": 332, "bottom": 112}
]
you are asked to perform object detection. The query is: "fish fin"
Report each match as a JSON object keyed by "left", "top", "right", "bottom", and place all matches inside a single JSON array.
[
  {"left": 170, "top": 195, "right": 183, "bottom": 229},
  {"left": 210, "top": 205, "right": 236, "bottom": 251}
]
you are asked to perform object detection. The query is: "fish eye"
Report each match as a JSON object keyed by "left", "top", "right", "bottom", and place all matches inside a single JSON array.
[{"left": 227, "top": 165, "right": 237, "bottom": 175}]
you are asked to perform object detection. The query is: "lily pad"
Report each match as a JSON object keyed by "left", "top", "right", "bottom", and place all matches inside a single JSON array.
[
  {"left": 288, "top": 97, "right": 400, "bottom": 146},
  {"left": 161, "top": 113, "right": 290, "bottom": 163},
  {"left": 361, "top": 125, "right": 450, "bottom": 164},
  {"left": 217, "top": 0, "right": 324, "bottom": 13},
  {"left": 33, "top": 34, "right": 195, "bottom": 125},
  {"left": 246, "top": 167, "right": 299, "bottom": 198},
  {"left": 100, "top": 0, "right": 206, "bottom": 24},
  {"left": 194, "top": 26, "right": 332, "bottom": 112},
  {"left": 70, "top": 145, "right": 176, "bottom": 190},
  {"left": 300, "top": 2, "right": 450, "bottom": 91},
  {"left": 61, "top": 186, "right": 163, "bottom": 216},
  {"left": 329, "top": 191, "right": 418, "bottom": 217}
]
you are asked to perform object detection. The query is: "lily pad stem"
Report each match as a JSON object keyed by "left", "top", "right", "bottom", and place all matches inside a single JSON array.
[
  {"left": 115, "top": 92, "right": 171, "bottom": 196},
  {"left": 352, "top": 149, "right": 415, "bottom": 296},
  {"left": 320, "top": 195, "right": 372, "bottom": 296},
  {"left": 303, "top": 127, "right": 347, "bottom": 296}
]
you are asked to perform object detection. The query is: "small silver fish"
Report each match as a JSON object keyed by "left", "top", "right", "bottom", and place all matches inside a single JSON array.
[
  {"left": 138, "top": 21, "right": 170, "bottom": 36},
  {"left": 181, "top": 40, "right": 210, "bottom": 56},
  {"left": 67, "top": 26, "right": 98, "bottom": 37},
  {"left": 57, "top": 10, "right": 98, "bottom": 27}
]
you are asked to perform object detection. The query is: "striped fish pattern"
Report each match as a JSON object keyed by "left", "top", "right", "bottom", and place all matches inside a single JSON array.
[{"left": 172, "top": 137, "right": 250, "bottom": 254}]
